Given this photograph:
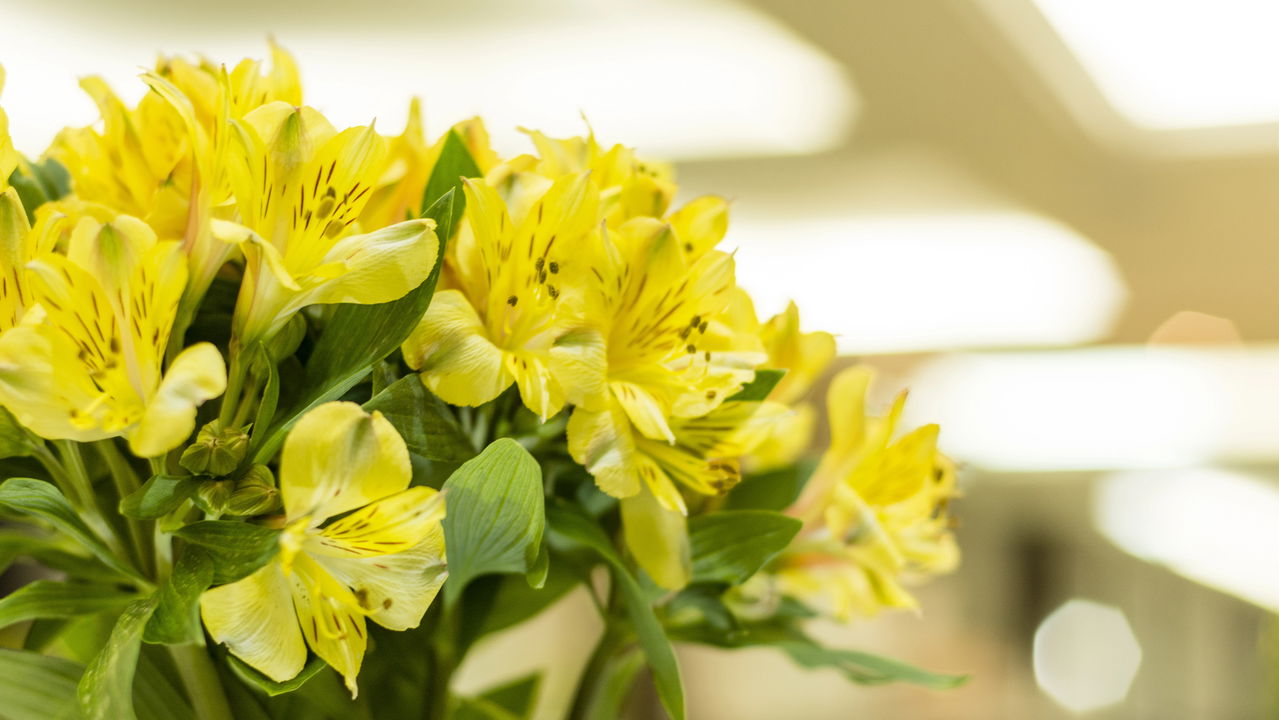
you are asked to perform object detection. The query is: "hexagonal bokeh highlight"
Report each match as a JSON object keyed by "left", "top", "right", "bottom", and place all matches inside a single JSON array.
[{"left": 1033, "top": 599, "right": 1142, "bottom": 713}]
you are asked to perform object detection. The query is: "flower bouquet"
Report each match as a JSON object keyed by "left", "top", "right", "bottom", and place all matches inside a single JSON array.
[{"left": 0, "top": 45, "right": 961, "bottom": 720}]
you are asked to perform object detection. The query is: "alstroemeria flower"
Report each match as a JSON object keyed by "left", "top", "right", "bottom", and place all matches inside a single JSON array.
[
  {"left": 775, "top": 366, "right": 959, "bottom": 619},
  {"left": 137, "top": 43, "right": 302, "bottom": 312},
  {"left": 200, "top": 402, "right": 447, "bottom": 697},
  {"left": 223, "top": 103, "right": 439, "bottom": 345},
  {"left": 403, "top": 173, "right": 605, "bottom": 419},
  {"left": 571, "top": 398, "right": 787, "bottom": 588},
  {"left": 0, "top": 209, "right": 226, "bottom": 457}
]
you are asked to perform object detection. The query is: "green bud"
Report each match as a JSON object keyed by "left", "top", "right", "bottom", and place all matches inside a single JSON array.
[
  {"left": 180, "top": 420, "right": 250, "bottom": 476},
  {"left": 225, "top": 465, "right": 281, "bottom": 517},
  {"left": 193, "top": 478, "right": 232, "bottom": 514}
]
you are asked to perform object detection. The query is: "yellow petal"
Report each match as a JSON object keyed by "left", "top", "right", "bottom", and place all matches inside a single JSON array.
[
  {"left": 826, "top": 366, "right": 872, "bottom": 457},
  {"left": 403, "top": 289, "right": 511, "bottom": 407},
  {"left": 310, "top": 527, "right": 447, "bottom": 631},
  {"left": 304, "top": 218, "right": 438, "bottom": 307},
  {"left": 309, "top": 486, "right": 445, "bottom": 559},
  {"left": 668, "top": 195, "right": 728, "bottom": 260},
  {"left": 506, "top": 350, "right": 565, "bottom": 421},
  {"left": 620, "top": 482, "right": 690, "bottom": 590},
  {"left": 0, "top": 325, "right": 115, "bottom": 443},
  {"left": 288, "top": 553, "right": 368, "bottom": 698},
  {"left": 201, "top": 563, "right": 307, "bottom": 684},
  {"left": 609, "top": 380, "right": 674, "bottom": 443},
  {"left": 566, "top": 403, "right": 641, "bottom": 499},
  {"left": 0, "top": 188, "right": 32, "bottom": 330},
  {"left": 280, "top": 402, "right": 411, "bottom": 522},
  {"left": 128, "top": 342, "right": 227, "bottom": 458}
]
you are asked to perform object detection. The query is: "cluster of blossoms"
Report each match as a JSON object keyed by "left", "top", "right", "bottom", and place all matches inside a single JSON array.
[{"left": 0, "top": 45, "right": 959, "bottom": 717}]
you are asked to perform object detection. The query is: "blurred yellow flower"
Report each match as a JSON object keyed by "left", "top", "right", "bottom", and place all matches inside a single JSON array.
[
  {"left": 223, "top": 104, "right": 439, "bottom": 345},
  {"left": 747, "top": 300, "right": 837, "bottom": 471},
  {"left": 200, "top": 402, "right": 447, "bottom": 697},
  {"left": 0, "top": 208, "right": 226, "bottom": 456},
  {"left": 776, "top": 366, "right": 958, "bottom": 619},
  {"left": 404, "top": 173, "right": 605, "bottom": 419}
]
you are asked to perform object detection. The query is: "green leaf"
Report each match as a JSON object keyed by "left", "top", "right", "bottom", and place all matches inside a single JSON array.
[
  {"left": 470, "top": 558, "right": 580, "bottom": 640},
  {"left": 173, "top": 521, "right": 280, "bottom": 585},
  {"left": 455, "top": 673, "right": 541, "bottom": 720},
  {"left": 670, "top": 618, "right": 966, "bottom": 690},
  {"left": 441, "top": 438, "right": 545, "bottom": 604},
  {"left": 120, "top": 475, "right": 197, "bottom": 519},
  {"left": 226, "top": 654, "right": 328, "bottom": 697},
  {"left": 0, "top": 477, "right": 143, "bottom": 582},
  {"left": 364, "top": 375, "right": 476, "bottom": 462},
  {"left": 0, "top": 406, "right": 36, "bottom": 459},
  {"left": 420, "top": 129, "right": 483, "bottom": 225},
  {"left": 726, "top": 369, "right": 786, "bottom": 402},
  {"left": 135, "top": 646, "right": 197, "bottom": 720},
  {"left": 251, "top": 188, "right": 456, "bottom": 464},
  {"left": 0, "top": 530, "right": 120, "bottom": 581},
  {"left": 547, "top": 505, "right": 685, "bottom": 720},
  {"left": 777, "top": 640, "right": 968, "bottom": 690},
  {"left": 688, "top": 510, "right": 801, "bottom": 585},
  {"left": 725, "top": 460, "right": 813, "bottom": 512},
  {"left": 77, "top": 596, "right": 158, "bottom": 720},
  {"left": 0, "top": 648, "right": 84, "bottom": 720},
  {"left": 0, "top": 579, "right": 136, "bottom": 629},
  {"left": 145, "top": 547, "right": 214, "bottom": 644},
  {"left": 250, "top": 343, "right": 281, "bottom": 446}
]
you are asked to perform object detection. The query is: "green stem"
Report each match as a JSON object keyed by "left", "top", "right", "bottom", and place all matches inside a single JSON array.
[
  {"left": 569, "top": 625, "right": 644, "bottom": 720},
  {"left": 218, "top": 352, "right": 247, "bottom": 428},
  {"left": 53, "top": 439, "right": 129, "bottom": 561},
  {"left": 424, "top": 602, "right": 458, "bottom": 720},
  {"left": 29, "top": 441, "right": 79, "bottom": 507},
  {"left": 168, "top": 643, "right": 234, "bottom": 720},
  {"left": 96, "top": 440, "right": 154, "bottom": 579}
]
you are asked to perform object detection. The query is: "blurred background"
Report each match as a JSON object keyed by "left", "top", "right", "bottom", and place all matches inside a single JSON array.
[{"left": 2, "top": 0, "right": 1277, "bottom": 717}]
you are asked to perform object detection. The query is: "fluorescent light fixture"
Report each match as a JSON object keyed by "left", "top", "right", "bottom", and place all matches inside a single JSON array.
[
  {"left": 1033, "top": 599, "right": 1141, "bottom": 713},
  {"left": 728, "top": 212, "right": 1125, "bottom": 355},
  {"left": 1095, "top": 468, "right": 1279, "bottom": 611},
  {"left": 905, "top": 347, "right": 1279, "bottom": 471},
  {"left": 1032, "top": 0, "right": 1279, "bottom": 129},
  {"left": 0, "top": 1, "right": 855, "bottom": 160}
]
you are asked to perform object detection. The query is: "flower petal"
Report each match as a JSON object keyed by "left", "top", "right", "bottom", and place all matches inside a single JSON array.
[
  {"left": 200, "top": 563, "right": 307, "bottom": 684},
  {"left": 620, "top": 482, "right": 690, "bottom": 590},
  {"left": 567, "top": 403, "right": 641, "bottom": 499},
  {"left": 309, "top": 486, "right": 445, "bottom": 559},
  {"left": 303, "top": 218, "right": 438, "bottom": 307},
  {"left": 311, "top": 528, "right": 447, "bottom": 632},
  {"left": 403, "top": 289, "right": 511, "bottom": 407},
  {"left": 280, "top": 402, "right": 411, "bottom": 522},
  {"left": 288, "top": 554, "right": 367, "bottom": 698},
  {"left": 609, "top": 380, "right": 674, "bottom": 443},
  {"left": 128, "top": 342, "right": 227, "bottom": 458}
]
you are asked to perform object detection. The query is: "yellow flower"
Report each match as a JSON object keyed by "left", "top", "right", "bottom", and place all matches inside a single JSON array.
[
  {"left": 0, "top": 66, "right": 17, "bottom": 190},
  {"left": 571, "top": 398, "right": 787, "bottom": 588},
  {"left": 566, "top": 217, "right": 770, "bottom": 588},
  {"left": 360, "top": 113, "right": 499, "bottom": 232},
  {"left": 200, "top": 402, "right": 446, "bottom": 697},
  {"left": 0, "top": 208, "right": 226, "bottom": 457},
  {"left": 746, "top": 300, "right": 837, "bottom": 471},
  {"left": 141, "top": 44, "right": 302, "bottom": 314},
  {"left": 403, "top": 173, "right": 606, "bottom": 419},
  {"left": 222, "top": 104, "right": 439, "bottom": 345},
  {"left": 776, "top": 367, "right": 958, "bottom": 619}
]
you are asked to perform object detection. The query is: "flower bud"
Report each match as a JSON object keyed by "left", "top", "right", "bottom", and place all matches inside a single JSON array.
[
  {"left": 193, "top": 478, "right": 232, "bottom": 514},
  {"left": 225, "top": 464, "right": 281, "bottom": 517},
  {"left": 180, "top": 420, "right": 250, "bottom": 476}
]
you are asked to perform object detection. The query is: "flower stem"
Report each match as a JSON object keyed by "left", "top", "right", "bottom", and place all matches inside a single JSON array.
[
  {"left": 569, "top": 625, "right": 644, "bottom": 720},
  {"left": 168, "top": 643, "right": 234, "bottom": 720},
  {"left": 96, "top": 440, "right": 154, "bottom": 579},
  {"left": 54, "top": 439, "right": 131, "bottom": 565}
]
